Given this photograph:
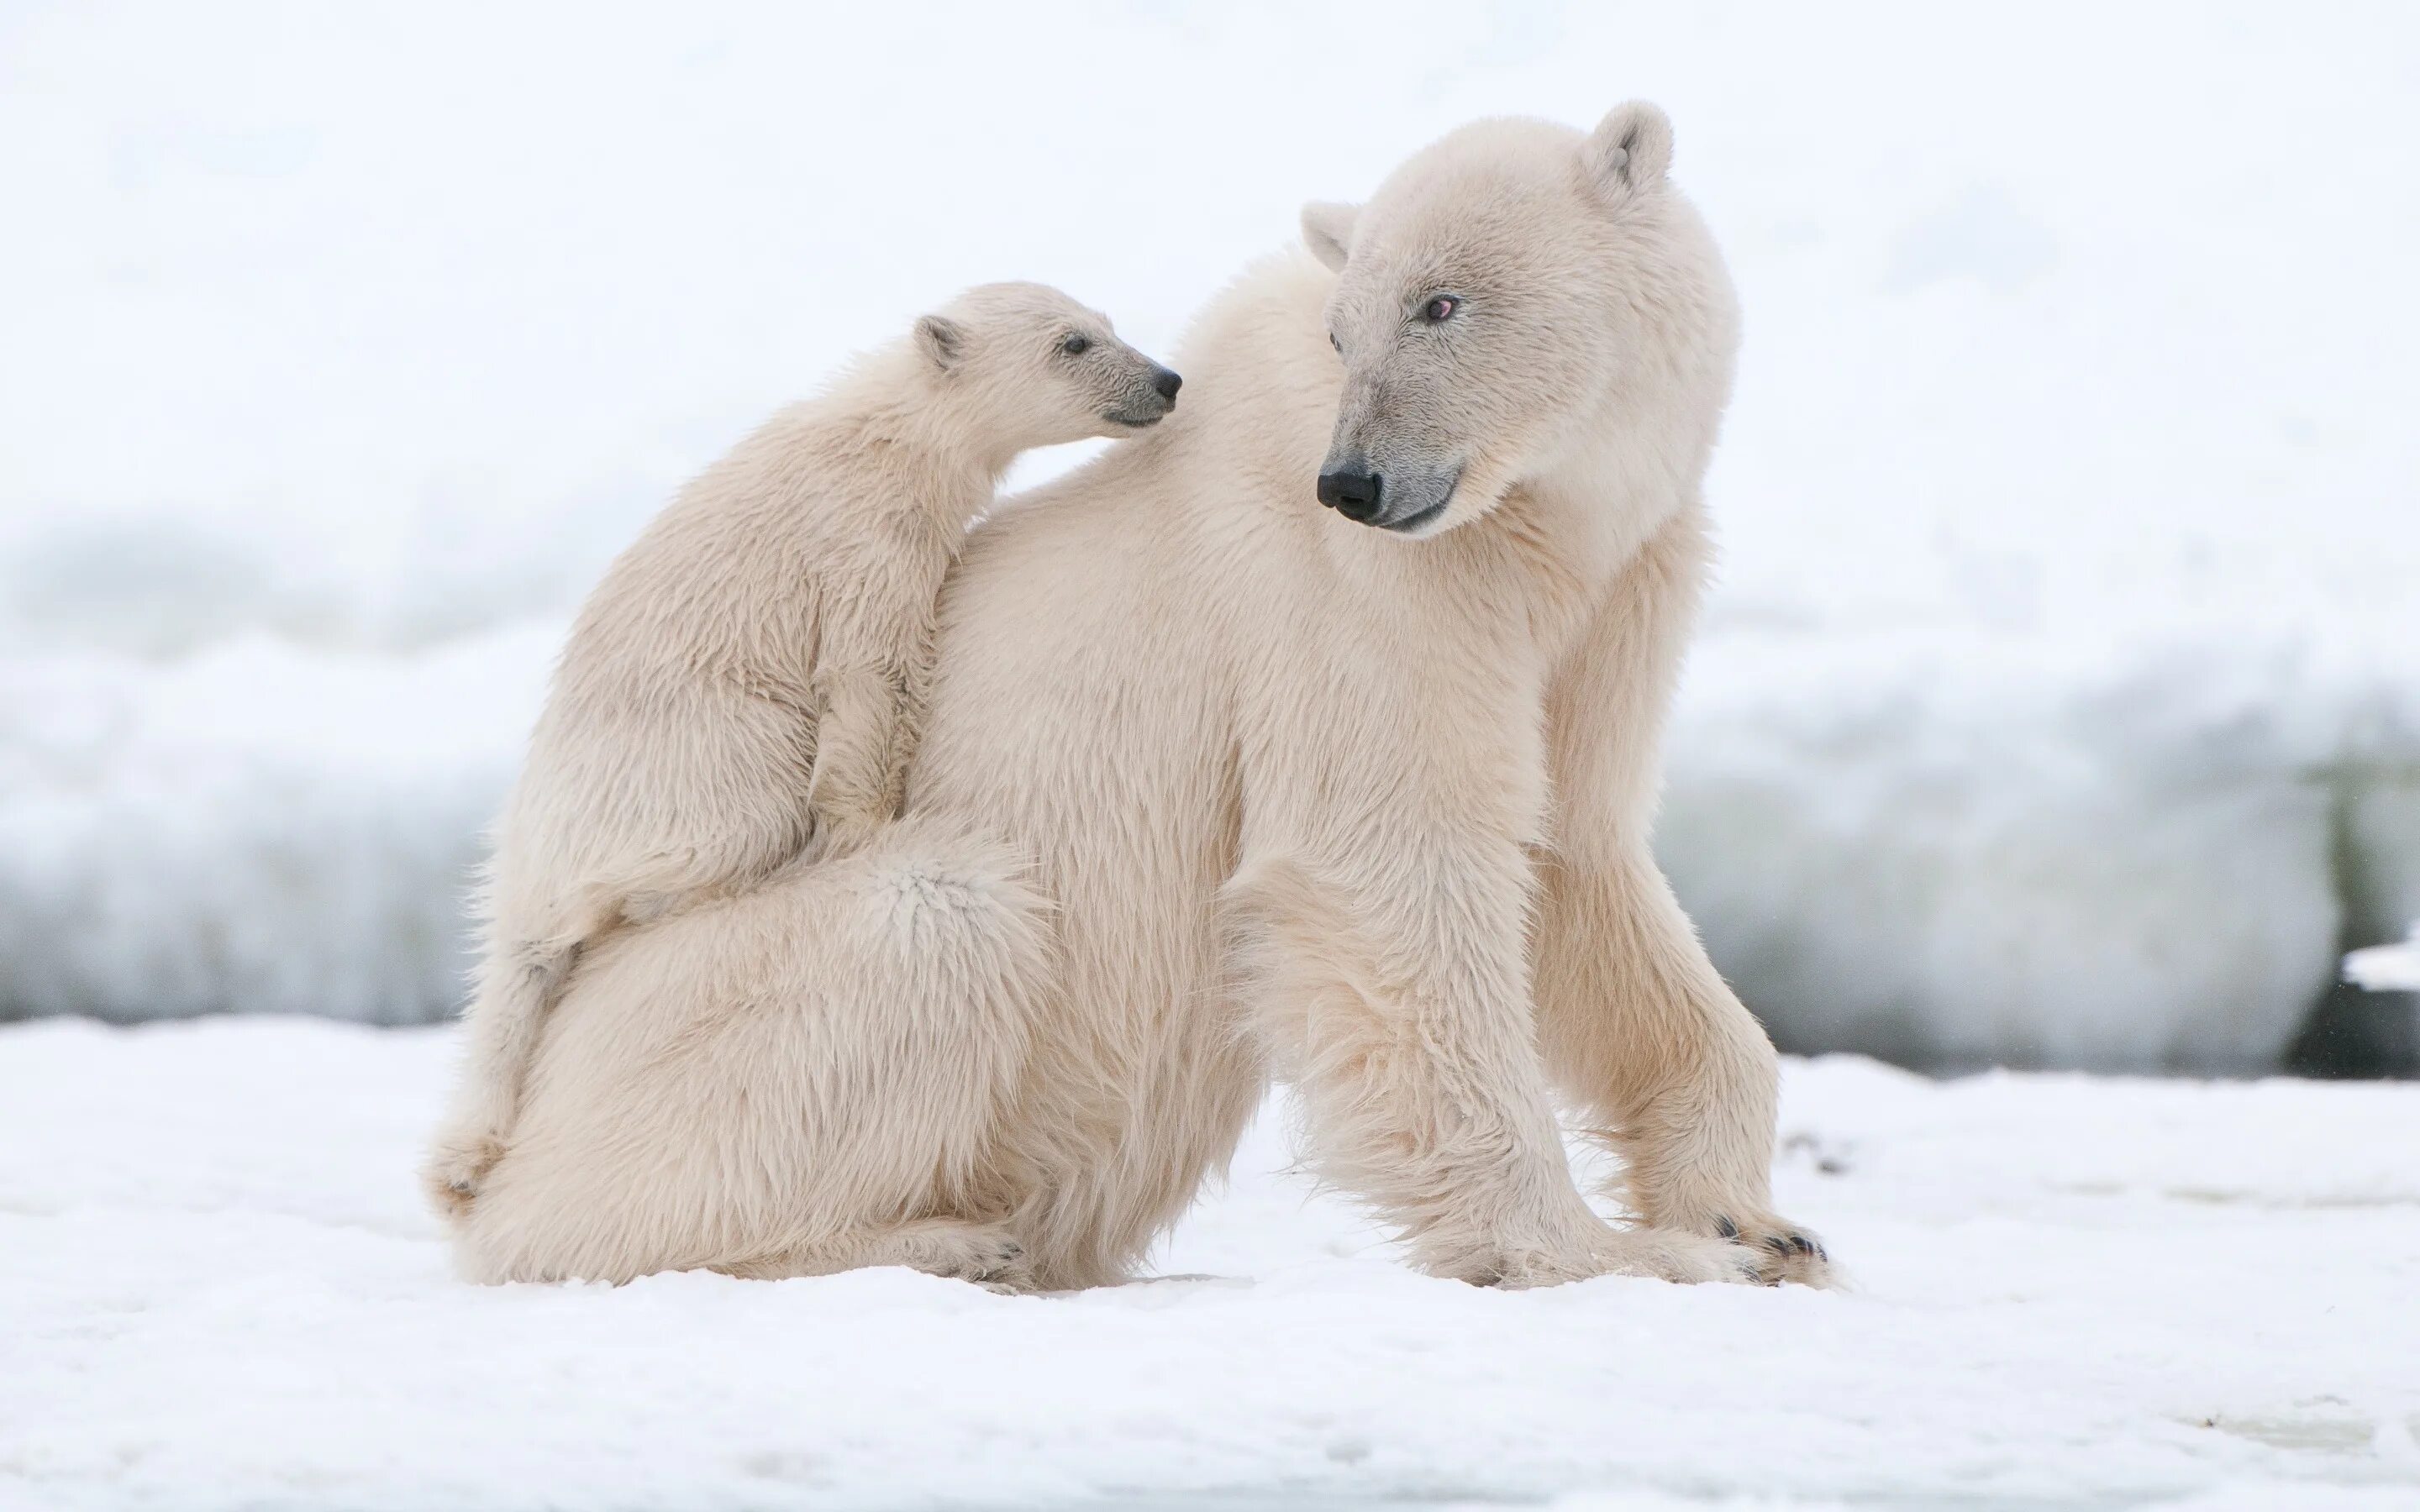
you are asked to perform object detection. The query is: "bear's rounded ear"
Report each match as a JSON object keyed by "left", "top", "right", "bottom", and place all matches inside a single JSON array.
[
  {"left": 1586, "top": 101, "right": 1673, "bottom": 202},
  {"left": 914, "top": 314, "right": 965, "bottom": 371},
  {"left": 1300, "top": 200, "right": 1360, "bottom": 273}
]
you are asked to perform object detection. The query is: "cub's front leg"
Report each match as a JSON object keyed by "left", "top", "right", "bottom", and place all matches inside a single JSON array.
[{"left": 804, "top": 656, "right": 921, "bottom": 858}]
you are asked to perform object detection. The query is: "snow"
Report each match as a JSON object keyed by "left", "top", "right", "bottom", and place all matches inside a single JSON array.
[
  {"left": 2347, "top": 927, "right": 2420, "bottom": 993},
  {"left": 2, "top": 2, "right": 2416, "bottom": 1064},
  {"left": 5, "top": 1016, "right": 2417, "bottom": 1509}
]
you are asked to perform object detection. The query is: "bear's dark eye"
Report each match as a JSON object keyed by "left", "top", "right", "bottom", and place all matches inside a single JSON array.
[
  {"left": 1328, "top": 332, "right": 1342, "bottom": 354},
  {"left": 1421, "top": 295, "right": 1460, "bottom": 323},
  {"left": 1060, "top": 333, "right": 1091, "bottom": 356}
]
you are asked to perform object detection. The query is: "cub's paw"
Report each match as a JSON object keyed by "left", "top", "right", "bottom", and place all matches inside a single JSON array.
[
  {"left": 1709, "top": 1212, "right": 1838, "bottom": 1289},
  {"left": 420, "top": 1129, "right": 508, "bottom": 1221}
]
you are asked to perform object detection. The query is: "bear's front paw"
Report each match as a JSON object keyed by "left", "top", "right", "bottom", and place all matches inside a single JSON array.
[
  {"left": 1707, "top": 1212, "right": 1838, "bottom": 1289},
  {"left": 1581, "top": 1225, "right": 1765, "bottom": 1286},
  {"left": 1445, "top": 1224, "right": 1762, "bottom": 1289}
]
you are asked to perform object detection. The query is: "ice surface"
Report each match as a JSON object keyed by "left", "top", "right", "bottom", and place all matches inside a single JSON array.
[
  {"left": 4, "top": 1016, "right": 2417, "bottom": 1509},
  {"left": 2, "top": 3, "right": 2415, "bottom": 1063}
]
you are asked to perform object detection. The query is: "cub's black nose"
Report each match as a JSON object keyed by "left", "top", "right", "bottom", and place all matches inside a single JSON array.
[
  {"left": 1152, "top": 367, "right": 1182, "bottom": 403},
  {"left": 1317, "top": 468, "right": 1383, "bottom": 522}
]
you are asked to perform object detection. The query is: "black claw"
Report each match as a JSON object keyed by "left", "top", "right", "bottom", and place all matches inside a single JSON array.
[
  {"left": 1763, "top": 1235, "right": 1791, "bottom": 1255},
  {"left": 1713, "top": 1215, "right": 1739, "bottom": 1240},
  {"left": 1790, "top": 1233, "right": 1816, "bottom": 1256}
]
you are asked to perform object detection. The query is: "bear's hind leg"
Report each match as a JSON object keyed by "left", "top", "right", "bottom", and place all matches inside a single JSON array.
[{"left": 424, "top": 927, "right": 592, "bottom": 1221}]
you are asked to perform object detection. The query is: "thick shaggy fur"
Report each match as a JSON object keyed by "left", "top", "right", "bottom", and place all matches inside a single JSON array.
[
  {"left": 451, "top": 106, "right": 1831, "bottom": 1290},
  {"left": 424, "top": 284, "right": 1176, "bottom": 1216}
]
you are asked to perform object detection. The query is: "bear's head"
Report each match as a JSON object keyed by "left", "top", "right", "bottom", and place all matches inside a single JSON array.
[
  {"left": 1301, "top": 102, "right": 1738, "bottom": 539},
  {"left": 913, "top": 282, "right": 1183, "bottom": 453}
]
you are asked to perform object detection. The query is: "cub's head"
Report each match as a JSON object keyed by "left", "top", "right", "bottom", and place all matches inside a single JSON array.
[
  {"left": 913, "top": 282, "right": 1181, "bottom": 449},
  {"left": 1301, "top": 102, "right": 1736, "bottom": 538}
]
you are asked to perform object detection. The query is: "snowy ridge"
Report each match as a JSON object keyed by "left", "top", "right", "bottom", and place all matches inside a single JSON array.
[
  {"left": 0, "top": 629, "right": 552, "bottom": 1023},
  {"left": 2348, "top": 927, "right": 2420, "bottom": 993},
  {"left": 1668, "top": 623, "right": 2420, "bottom": 1070},
  {"left": 4, "top": 1017, "right": 2417, "bottom": 1509},
  {"left": 4, "top": 618, "right": 2416, "bottom": 1074}
]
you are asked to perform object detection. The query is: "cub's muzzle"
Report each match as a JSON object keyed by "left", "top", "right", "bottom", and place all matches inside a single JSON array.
[{"left": 1105, "top": 365, "right": 1183, "bottom": 428}]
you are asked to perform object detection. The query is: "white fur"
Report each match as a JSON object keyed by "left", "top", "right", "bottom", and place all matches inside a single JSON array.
[
  {"left": 423, "top": 283, "right": 1174, "bottom": 1217},
  {"left": 450, "top": 106, "right": 1831, "bottom": 1291}
]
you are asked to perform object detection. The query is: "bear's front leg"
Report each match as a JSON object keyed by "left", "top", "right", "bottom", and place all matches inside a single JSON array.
[
  {"left": 1225, "top": 843, "right": 1760, "bottom": 1289},
  {"left": 1531, "top": 844, "right": 1833, "bottom": 1289},
  {"left": 1529, "top": 504, "right": 1833, "bottom": 1289}
]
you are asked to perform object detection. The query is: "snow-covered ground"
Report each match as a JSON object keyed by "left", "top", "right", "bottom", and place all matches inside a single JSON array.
[
  {"left": 3, "top": 2, "right": 2416, "bottom": 1065},
  {"left": 5, "top": 1016, "right": 2417, "bottom": 1509}
]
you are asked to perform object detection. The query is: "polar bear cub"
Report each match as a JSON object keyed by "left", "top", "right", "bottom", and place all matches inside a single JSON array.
[{"left": 424, "top": 283, "right": 1181, "bottom": 1215}]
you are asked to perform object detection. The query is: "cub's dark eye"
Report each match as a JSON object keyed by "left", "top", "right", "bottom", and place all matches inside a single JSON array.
[
  {"left": 1060, "top": 333, "right": 1091, "bottom": 356},
  {"left": 1328, "top": 332, "right": 1342, "bottom": 354},
  {"left": 1421, "top": 295, "right": 1460, "bottom": 323}
]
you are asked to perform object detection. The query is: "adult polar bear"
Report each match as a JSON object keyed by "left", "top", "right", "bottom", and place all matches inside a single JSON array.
[{"left": 454, "top": 103, "right": 1831, "bottom": 1292}]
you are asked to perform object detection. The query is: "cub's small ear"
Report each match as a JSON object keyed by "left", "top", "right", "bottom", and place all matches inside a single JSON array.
[
  {"left": 914, "top": 314, "right": 965, "bottom": 370},
  {"left": 1300, "top": 200, "right": 1360, "bottom": 272},
  {"left": 1586, "top": 101, "right": 1673, "bottom": 201}
]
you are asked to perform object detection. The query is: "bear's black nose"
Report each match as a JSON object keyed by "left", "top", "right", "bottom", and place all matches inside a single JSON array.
[
  {"left": 1152, "top": 367, "right": 1182, "bottom": 403},
  {"left": 1317, "top": 468, "right": 1383, "bottom": 522}
]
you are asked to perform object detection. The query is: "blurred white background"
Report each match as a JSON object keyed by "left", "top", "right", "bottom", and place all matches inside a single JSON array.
[{"left": 3, "top": 0, "right": 2414, "bottom": 1069}]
